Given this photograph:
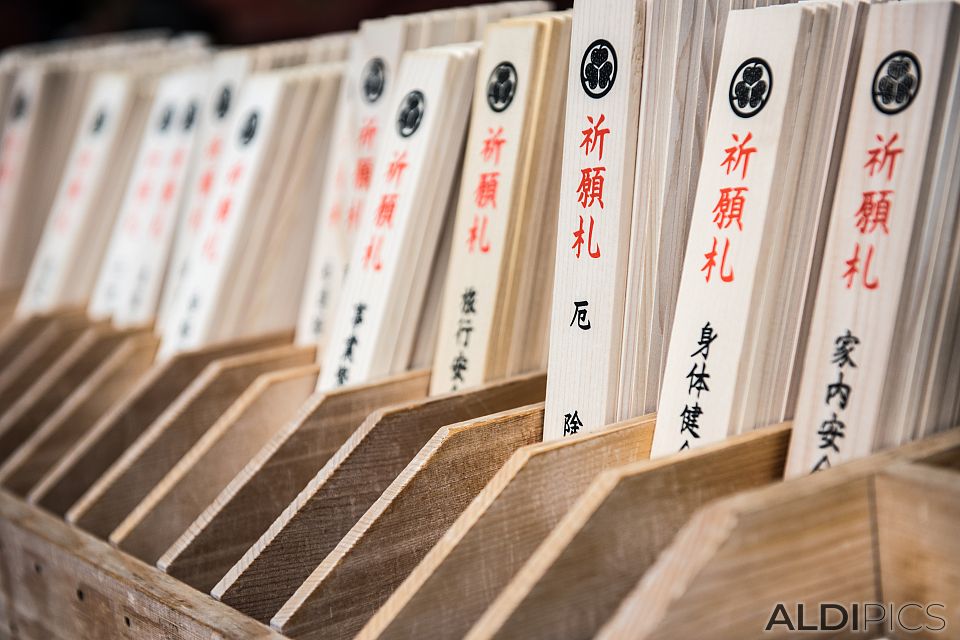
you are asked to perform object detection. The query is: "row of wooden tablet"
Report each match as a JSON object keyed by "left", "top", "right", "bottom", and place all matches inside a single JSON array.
[{"left": 0, "top": 0, "right": 957, "bottom": 637}]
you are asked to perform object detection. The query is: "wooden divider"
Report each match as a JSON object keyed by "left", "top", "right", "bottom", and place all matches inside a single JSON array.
[
  {"left": 0, "top": 289, "right": 19, "bottom": 328},
  {"left": 0, "top": 325, "right": 141, "bottom": 460},
  {"left": 0, "top": 332, "right": 159, "bottom": 495},
  {"left": 28, "top": 333, "right": 291, "bottom": 515},
  {"left": 66, "top": 344, "right": 314, "bottom": 538},
  {"left": 357, "top": 413, "right": 656, "bottom": 640},
  {"left": 0, "top": 313, "right": 88, "bottom": 415},
  {"left": 111, "top": 364, "right": 320, "bottom": 563},
  {"left": 213, "top": 372, "right": 548, "bottom": 624},
  {"left": 875, "top": 462, "right": 960, "bottom": 635},
  {"left": 0, "top": 489, "right": 282, "bottom": 640},
  {"left": 274, "top": 403, "right": 546, "bottom": 639},
  {"left": 466, "top": 423, "right": 792, "bottom": 640},
  {"left": 595, "top": 428, "right": 960, "bottom": 640},
  {"left": 158, "top": 370, "right": 432, "bottom": 593},
  {"left": 0, "top": 313, "right": 61, "bottom": 365}
]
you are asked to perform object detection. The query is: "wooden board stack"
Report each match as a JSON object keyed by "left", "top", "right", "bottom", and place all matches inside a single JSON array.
[
  {"left": 650, "top": 2, "right": 869, "bottom": 456},
  {"left": 295, "top": 2, "right": 550, "bottom": 356},
  {"left": 430, "top": 12, "right": 571, "bottom": 394},
  {"left": 317, "top": 43, "right": 481, "bottom": 389},
  {"left": 786, "top": 0, "right": 960, "bottom": 475}
]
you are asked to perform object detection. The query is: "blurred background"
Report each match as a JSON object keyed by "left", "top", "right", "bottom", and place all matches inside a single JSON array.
[{"left": 0, "top": 0, "right": 574, "bottom": 49}]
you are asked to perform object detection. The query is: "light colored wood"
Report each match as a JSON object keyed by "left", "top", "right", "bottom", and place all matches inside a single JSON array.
[
  {"left": 28, "top": 333, "right": 290, "bottom": 515},
  {"left": 214, "top": 372, "right": 546, "bottom": 624},
  {"left": 358, "top": 413, "right": 655, "bottom": 640},
  {"left": 543, "top": 0, "right": 645, "bottom": 438},
  {"left": 274, "top": 403, "right": 545, "bottom": 639},
  {"left": 0, "top": 490, "right": 283, "bottom": 640},
  {"left": 158, "top": 369, "right": 431, "bottom": 593},
  {"left": 0, "top": 312, "right": 87, "bottom": 415},
  {"left": 0, "top": 325, "right": 137, "bottom": 461},
  {"left": 110, "top": 364, "right": 319, "bottom": 564},
  {"left": 875, "top": 463, "right": 959, "bottom": 640},
  {"left": 0, "top": 332, "right": 159, "bottom": 495},
  {"left": 598, "top": 426, "right": 960, "bottom": 640},
  {"left": 65, "top": 344, "right": 313, "bottom": 538},
  {"left": 467, "top": 423, "right": 791, "bottom": 640}
]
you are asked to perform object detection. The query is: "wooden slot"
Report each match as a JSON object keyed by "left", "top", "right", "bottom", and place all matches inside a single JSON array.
[
  {"left": 0, "top": 289, "right": 19, "bottom": 329},
  {"left": 158, "top": 370, "right": 431, "bottom": 594},
  {"left": 0, "top": 490, "right": 283, "bottom": 640},
  {"left": 0, "top": 313, "right": 88, "bottom": 415},
  {"left": 65, "top": 344, "right": 314, "bottom": 539},
  {"left": 596, "top": 427, "right": 960, "bottom": 640},
  {"left": 0, "top": 333, "right": 159, "bottom": 496},
  {"left": 29, "top": 332, "right": 291, "bottom": 516},
  {"left": 0, "top": 325, "right": 139, "bottom": 462},
  {"left": 466, "top": 423, "right": 792, "bottom": 640},
  {"left": 109, "top": 364, "right": 320, "bottom": 564},
  {"left": 358, "top": 413, "right": 656, "bottom": 640},
  {"left": 874, "top": 463, "right": 959, "bottom": 639},
  {"left": 213, "top": 372, "right": 547, "bottom": 624},
  {"left": 0, "top": 313, "right": 57, "bottom": 367},
  {"left": 274, "top": 403, "right": 546, "bottom": 640}
]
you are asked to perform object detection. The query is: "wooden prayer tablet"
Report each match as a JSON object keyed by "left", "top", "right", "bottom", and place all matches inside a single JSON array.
[
  {"left": 542, "top": 0, "right": 645, "bottom": 440},
  {"left": 430, "top": 13, "right": 571, "bottom": 395},
  {"left": 786, "top": 0, "right": 960, "bottom": 476},
  {"left": 317, "top": 44, "right": 480, "bottom": 390},
  {"left": 652, "top": 3, "right": 869, "bottom": 457}
]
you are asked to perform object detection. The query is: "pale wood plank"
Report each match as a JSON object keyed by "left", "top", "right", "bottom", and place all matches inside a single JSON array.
[
  {"left": 158, "top": 370, "right": 430, "bottom": 593},
  {"left": 274, "top": 403, "right": 545, "bottom": 639},
  {"left": 467, "top": 424, "right": 791, "bottom": 640},
  {"left": 358, "top": 414, "right": 654, "bottom": 640},
  {"left": 66, "top": 345, "right": 313, "bottom": 538},
  {"left": 214, "top": 372, "right": 546, "bottom": 624},
  {"left": 110, "top": 364, "right": 319, "bottom": 564},
  {"left": 29, "top": 333, "right": 291, "bottom": 515}
]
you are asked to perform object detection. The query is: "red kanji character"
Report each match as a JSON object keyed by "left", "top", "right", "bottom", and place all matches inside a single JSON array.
[
  {"left": 66, "top": 178, "right": 83, "bottom": 201},
  {"left": 721, "top": 132, "right": 757, "bottom": 180},
  {"left": 358, "top": 118, "right": 378, "bottom": 150},
  {"left": 328, "top": 203, "right": 342, "bottom": 225},
  {"left": 347, "top": 200, "right": 362, "bottom": 229},
  {"left": 202, "top": 234, "right": 218, "bottom": 261},
  {"left": 576, "top": 167, "right": 606, "bottom": 209},
  {"left": 171, "top": 148, "right": 186, "bottom": 168},
  {"left": 387, "top": 151, "right": 408, "bottom": 184},
  {"left": 843, "top": 242, "right": 879, "bottom": 289},
  {"left": 188, "top": 207, "right": 202, "bottom": 230},
  {"left": 226, "top": 162, "right": 243, "bottom": 185},
  {"left": 712, "top": 186, "right": 748, "bottom": 230},
  {"left": 864, "top": 133, "right": 903, "bottom": 181},
  {"left": 702, "top": 236, "right": 734, "bottom": 283},
  {"left": 363, "top": 235, "right": 383, "bottom": 271},
  {"left": 136, "top": 179, "right": 152, "bottom": 202},
  {"left": 161, "top": 180, "right": 176, "bottom": 204},
  {"left": 481, "top": 127, "right": 506, "bottom": 164},
  {"left": 475, "top": 171, "right": 499, "bottom": 209},
  {"left": 147, "top": 149, "right": 162, "bottom": 168},
  {"left": 467, "top": 214, "right": 491, "bottom": 253},
  {"left": 572, "top": 215, "right": 601, "bottom": 259},
  {"left": 149, "top": 212, "right": 163, "bottom": 238},
  {"left": 206, "top": 138, "right": 222, "bottom": 159},
  {"left": 215, "top": 197, "right": 231, "bottom": 222},
  {"left": 77, "top": 150, "right": 93, "bottom": 168},
  {"left": 355, "top": 158, "right": 373, "bottom": 189},
  {"left": 376, "top": 193, "right": 398, "bottom": 228},
  {"left": 580, "top": 114, "right": 610, "bottom": 160},
  {"left": 854, "top": 190, "right": 892, "bottom": 234},
  {"left": 198, "top": 169, "right": 214, "bottom": 196}
]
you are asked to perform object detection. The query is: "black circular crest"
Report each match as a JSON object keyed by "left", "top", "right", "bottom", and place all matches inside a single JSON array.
[
  {"left": 183, "top": 101, "right": 198, "bottom": 131},
  {"left": 872, "top": 51, "right": 921, "bottom": 115},
  {"left": 580, "top": 39, "right": 617, "bottom": 99},
  {"left": 239, "top": 111, "right": 259, "bottom": 146},
  {"left": 91, "top": 109, "right": 107, "bottom": 134},
  {"left": 158, "top": 105, "right": 174, "bottom": 132},
  {"left": 397, "top": 90, "right": 425, "bottom": 138},
  {"left": 10, "top": 92, "right": 27, "bottom": 121},
  {"left": 216, "top": 86, "right": 232, "bottom": 120},
  {"left": 487, "top": 62, "right": 517, "bottom": 112},
  {"left": 729, "top": 57, "right": 772, "bottom": 118},
  {"left": 362, "top": 57, "right": 387, "bottom": 104}
]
